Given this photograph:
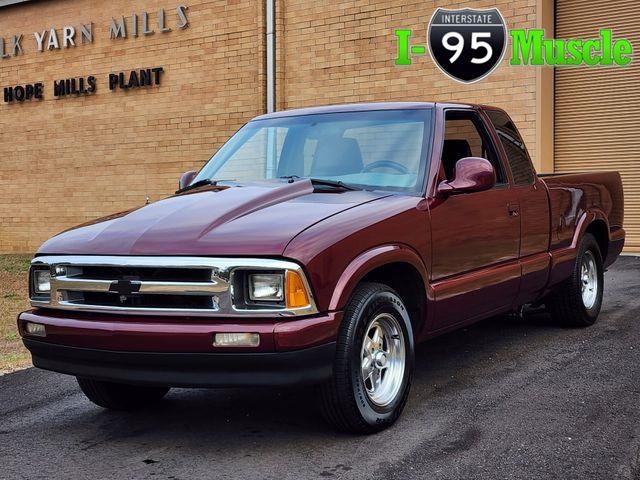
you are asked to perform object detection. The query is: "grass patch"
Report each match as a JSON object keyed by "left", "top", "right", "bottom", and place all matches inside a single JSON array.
[
  {"left": 0, "top": 254, "right": 32, "bottom": 273},
  {"left": 0, "top": 254, "right": 32, "bottom": 373}
]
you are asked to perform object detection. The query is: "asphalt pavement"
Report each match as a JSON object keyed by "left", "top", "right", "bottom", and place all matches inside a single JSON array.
[{"left": 2, "top": 256, "right": 639, "bottom": 480}]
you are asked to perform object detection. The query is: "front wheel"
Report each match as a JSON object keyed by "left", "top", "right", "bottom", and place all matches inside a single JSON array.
[
  {"left": 546, "top": 233, "right": 604, "bottom": 327},
  {"left": 77, "top": 378, "right": 170, "bottom": 410},
  {"left": 320, "top": 282, "right": 414, "bottom": 434}
]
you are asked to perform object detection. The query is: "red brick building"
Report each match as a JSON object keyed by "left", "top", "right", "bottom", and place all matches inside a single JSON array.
[{"left": 0, "top": 0, "right": 637, "bottom": 252}]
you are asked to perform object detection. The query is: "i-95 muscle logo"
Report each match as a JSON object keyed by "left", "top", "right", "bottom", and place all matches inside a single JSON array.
[
  {"left": 427, "top": 8, "right": 507, "bottom": 83},
  {"left": 394, "top": 7, "right": 633, "bottom": 83},
  {"left": 395, "top": 8, "right": 507, "bottom": 84}
]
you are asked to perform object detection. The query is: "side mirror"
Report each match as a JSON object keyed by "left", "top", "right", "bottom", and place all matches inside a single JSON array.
[
  {"left": 437, "top": 157, "right": 496, "bottom": 195},
  {"left": 178, "top": 170, "right": 198, "bottom": 191}
]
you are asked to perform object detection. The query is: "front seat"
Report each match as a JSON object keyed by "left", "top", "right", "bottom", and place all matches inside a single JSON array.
[
  {"left": 441, "top": 139, "right": 472, "bottom": 180},
  {"left": 310, "top": 137, "right": 364, "bottom": 177}
]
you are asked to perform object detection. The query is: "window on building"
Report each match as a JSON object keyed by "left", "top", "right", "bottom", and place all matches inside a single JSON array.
[{"left": 485, "top": 110, "right": 536, "bottom": 185}]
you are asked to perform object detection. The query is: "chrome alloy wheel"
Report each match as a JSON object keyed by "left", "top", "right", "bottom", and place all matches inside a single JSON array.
[
  {"left": 581, "top": 250, "right": 599, "bottom": 309},
  {"left": 360, "top": 313, "right": 406, "bottom": 407}
]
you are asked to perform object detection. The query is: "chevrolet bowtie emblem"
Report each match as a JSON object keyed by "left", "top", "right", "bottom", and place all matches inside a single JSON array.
[{"left": 108, "top": 279, "right": 142, "bottom": 296}]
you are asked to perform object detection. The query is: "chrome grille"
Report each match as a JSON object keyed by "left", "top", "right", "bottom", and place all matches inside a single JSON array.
[{"left": 30, "top": 255, "right": 318, "bottom": 317}]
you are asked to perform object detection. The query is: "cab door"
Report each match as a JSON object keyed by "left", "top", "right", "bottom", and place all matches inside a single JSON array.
[
  {"left": 483, "top": 108, "right": 551, "bottom": 306},
  {"left": 429, "top": 108, "right": 521, "bottom": 331}
]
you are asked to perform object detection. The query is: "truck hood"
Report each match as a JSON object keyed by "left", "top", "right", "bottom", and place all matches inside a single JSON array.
[{"left": 37, "top": 180, "right": 389, "bottom": 256}]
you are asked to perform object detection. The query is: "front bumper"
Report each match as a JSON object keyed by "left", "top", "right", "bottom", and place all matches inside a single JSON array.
[
  {"left": 23, "top": 338, "right": 335, "bottom": 387},
  {"left": 18, "top": 309, "right": 341, "bottom": 387}
]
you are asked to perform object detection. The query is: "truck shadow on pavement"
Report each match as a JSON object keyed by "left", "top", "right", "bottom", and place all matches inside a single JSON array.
[{"left": 66, "top": 310, "right": 563, "bottom": 443}]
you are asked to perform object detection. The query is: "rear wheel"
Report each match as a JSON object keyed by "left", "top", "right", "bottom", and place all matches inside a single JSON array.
[
  {"left": 320, "top": 282, "right": 414, "bottom": 434},
  {"left": 77, "top": 378, "right": 169, "bottom": 410},
  {"left": 546, "top": 233, "right": 604, "bottom": 327}
]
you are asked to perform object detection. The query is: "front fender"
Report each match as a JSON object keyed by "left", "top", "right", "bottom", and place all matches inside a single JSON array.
[{"left": 327, "top": 244, "right": 431, "bottom": 311}]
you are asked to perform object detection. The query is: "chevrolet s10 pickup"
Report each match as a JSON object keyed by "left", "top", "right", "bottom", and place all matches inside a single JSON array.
[{"left": 19, "top": 102, "right": 625, "bottom": 433}]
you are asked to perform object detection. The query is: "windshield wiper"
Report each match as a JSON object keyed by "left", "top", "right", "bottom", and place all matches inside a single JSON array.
[
  {"left": 278, "top": 175, "right": 361, "bottom": 191},
  {"left": 310, "top": 178, "right": 361, "bottom": 191},
  {"left": 175, "top": 179, "right": 214, "bottom": 194},
  {"left": 279, "top": 175, "right": 301, "bottom": 183},
  {"left": 175, "top": 179, "right": 235, "bottom": 194}
]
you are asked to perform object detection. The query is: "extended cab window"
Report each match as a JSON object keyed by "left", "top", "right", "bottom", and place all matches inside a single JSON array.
[
  {"left": 442, "top": 110, "right": 506, "bottom": 185},
  {"left": 486, "top": 110, "right": 535, "bottom": 185}
]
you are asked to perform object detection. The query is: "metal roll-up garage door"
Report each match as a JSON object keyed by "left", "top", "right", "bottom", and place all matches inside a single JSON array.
[{"left": 555, "top": 0, "right": 640, "bottom": 252}]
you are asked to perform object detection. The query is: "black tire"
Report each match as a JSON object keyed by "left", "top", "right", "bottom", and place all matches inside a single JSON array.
[
  {"left": 77, "top": 378, "right": 170, "bottom": 410},
  {"left": 546, "top": 233, "right": 604, "bottom": 327},
  {"left": 320, "top": 282, "right": 414, "bottom": 434}
]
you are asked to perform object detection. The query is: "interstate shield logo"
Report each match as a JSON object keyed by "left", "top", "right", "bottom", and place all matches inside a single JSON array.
[{"left": 428, "top": 8, "right": 507, "bottom": 83}]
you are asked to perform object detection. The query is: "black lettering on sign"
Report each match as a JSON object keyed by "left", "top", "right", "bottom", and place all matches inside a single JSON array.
[
  {"left": 128, "top": 70, "right": 140, "bottom": 88},
  {"left": 152, "top": 67, "right": 164, "bottom": 84},
  {"left": 3, "top": 66, "right": 165, "bottom": 104},
  {"left": 140, "top": 68, "right": 151, "bottom": 86},
  {"left": 118, "top": 72, "right": 128, "bottom": 89},
  {"left": 2, "top": 83, "right": 44, "bottom": 102},
  {"left": 109, "top": 67, "right": 164, "bottom": 90},
  {"left": 53, "top": 76, "right": 97, "bottom": 97},
  {"left": 53, "top": 80, "right": 63, "bottom": 96},
  {"left": 87, "top": 75, "right": 97, "bottom": 93},
  {"left": 14, "top": 86, "right": 25, "bottom": 101}
]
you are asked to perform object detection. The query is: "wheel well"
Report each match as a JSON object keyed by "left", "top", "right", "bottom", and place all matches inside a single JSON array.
[
  {"left": 360, "top": 262, "right": 427, "bottom": 336},
  {"left": 586, "top": 220, "right": 609, "bottom": 260}
]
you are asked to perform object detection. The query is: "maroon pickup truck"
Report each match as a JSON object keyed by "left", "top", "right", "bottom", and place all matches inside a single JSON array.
[{"left": 19, "top": 102, "right": 624, "bottom": 433}]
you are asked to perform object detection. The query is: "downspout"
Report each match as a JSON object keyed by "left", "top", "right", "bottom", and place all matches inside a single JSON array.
[
  {"left": 265, "top": 0, "right": 275, "bottom": 113},
  {"left": 265, "top": 0, "right": 277, "bottom": 176}
]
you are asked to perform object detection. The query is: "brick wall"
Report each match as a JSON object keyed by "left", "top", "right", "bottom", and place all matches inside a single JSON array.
[
  {"left": 0, "top": 0, "right": 543, "bottom": 253},
  {"left": 277, "top": 0, "right": 539, "bottom": 163},
  {"left": 0, "top": 0, "right": 264, "bottom": 252}
]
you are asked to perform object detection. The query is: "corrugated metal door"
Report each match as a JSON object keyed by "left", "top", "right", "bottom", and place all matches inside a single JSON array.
[{"left": 555, "top": 0, "right": 640, "bottom": 252}]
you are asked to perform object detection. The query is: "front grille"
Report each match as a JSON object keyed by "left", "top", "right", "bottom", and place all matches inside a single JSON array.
[
  {"left": 80, "top": 292, "right": 216, "bottom": 310},
  {"left": 48, "top": 259, "right": 229, "bottom": 315},
  {"left": 29, "top": 255, "right": 319, "bottom": 317},
  {"left": 78, "top": 266, "right": 212, "bottom": 282}
]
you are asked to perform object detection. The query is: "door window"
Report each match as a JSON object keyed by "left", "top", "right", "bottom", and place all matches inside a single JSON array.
[{"left": 442, "top": 110, "right": 506, "bottom": 184}]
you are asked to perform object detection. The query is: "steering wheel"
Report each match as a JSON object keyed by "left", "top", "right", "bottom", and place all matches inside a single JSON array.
[{"left": 362, "top": 160, "right": 409, "bottom": 174}]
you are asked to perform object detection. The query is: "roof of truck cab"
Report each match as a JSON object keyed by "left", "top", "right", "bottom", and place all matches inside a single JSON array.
[{"left": 252, "top": 101, "right": 481, "bottom": 121}]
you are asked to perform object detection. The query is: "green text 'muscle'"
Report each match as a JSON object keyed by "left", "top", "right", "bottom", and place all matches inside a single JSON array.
[{"left": 510, "top": 29, "right": 632, "bottom": 66}]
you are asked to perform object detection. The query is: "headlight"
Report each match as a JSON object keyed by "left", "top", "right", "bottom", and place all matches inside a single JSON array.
[
  {"left": 33, "top": 269, "right": 51, "bottom": 294},
  {"left": 235, "top": 268, "right": 312, "bottom": 311},
  {"left": 248, "top": 273, "right": 284, "bottom": 301}
]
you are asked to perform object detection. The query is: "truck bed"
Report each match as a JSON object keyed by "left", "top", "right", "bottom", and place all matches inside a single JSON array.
[{"left": 540, "top": 171, "right": 624, "bottom": 256}]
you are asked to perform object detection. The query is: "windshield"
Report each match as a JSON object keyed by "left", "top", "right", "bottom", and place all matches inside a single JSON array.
[{"left": 193, "top": 109, "right": 433, "bottom": 194}]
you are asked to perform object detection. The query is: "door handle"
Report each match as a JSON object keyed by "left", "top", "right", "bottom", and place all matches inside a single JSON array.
[{"left": 508, "top": 203, "right": 520, "bottom": 217}]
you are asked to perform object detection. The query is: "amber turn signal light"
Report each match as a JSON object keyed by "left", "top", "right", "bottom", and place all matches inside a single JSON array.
[{"left": 285, "top": 270, "right": 310, "bottom": 309}]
